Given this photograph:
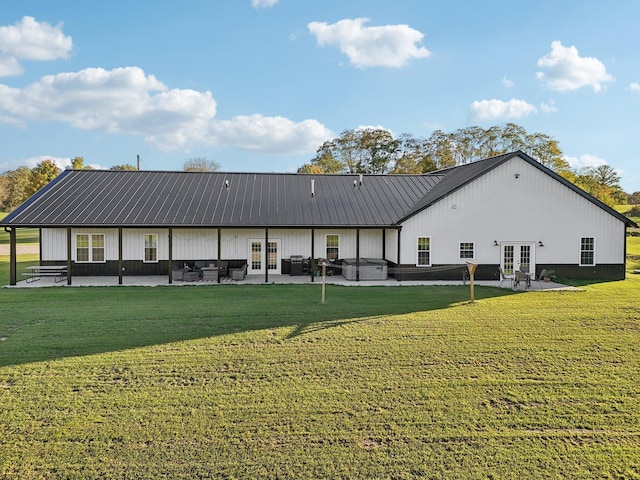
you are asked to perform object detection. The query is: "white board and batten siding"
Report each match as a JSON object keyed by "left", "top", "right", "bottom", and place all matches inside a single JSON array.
[
  {"left": 41, "top": 227, "right": 386, "bottom": 262},
  {"left": 41, "top": 228, "right": 171, "bottom": 262},
  {"left": 399, "top": 156, "right": 625, "bottom": 266}
]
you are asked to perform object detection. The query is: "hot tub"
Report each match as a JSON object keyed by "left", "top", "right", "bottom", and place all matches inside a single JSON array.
[{"left": 342, "top": 258, "right": 388, "bottom": 280}]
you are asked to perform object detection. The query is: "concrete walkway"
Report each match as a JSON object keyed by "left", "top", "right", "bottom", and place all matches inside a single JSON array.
[
  {"left": 4, "top": 273, "right": 580, "bottom": 291},
  {"left": 0, "top": 244, "right": 39, "bottom": 255}
]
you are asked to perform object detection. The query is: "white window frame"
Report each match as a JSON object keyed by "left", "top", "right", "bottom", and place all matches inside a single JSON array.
[
  {"left": 76, "top": 233, "right": 105, "bottom": 263},
  {"left": 325, "top": 234, "right": 339, "bottom": 261},
  {"left": 459, "top": 242, "right": 475, "bottom": 260},
  {"left": 580, "top": 237, "right": 595, "bottom": 266},
  {"left": 417, "top": 237, "right": 431, "bottom": 267},
  {"left": 144, "top": 233, "right": 158, "bottom": 263}
]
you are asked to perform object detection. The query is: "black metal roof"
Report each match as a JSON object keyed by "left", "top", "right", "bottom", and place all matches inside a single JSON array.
[
  {"left": 2, "top": 151, "right": 635, "bottom": 228},
  {"left": 0, "top": 169, "right": 444, "bottom": 228}
]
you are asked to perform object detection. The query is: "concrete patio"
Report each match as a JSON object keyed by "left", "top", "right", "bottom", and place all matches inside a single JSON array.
[{"left": 4, "top": 273, "right": 579, "bottom": 291}]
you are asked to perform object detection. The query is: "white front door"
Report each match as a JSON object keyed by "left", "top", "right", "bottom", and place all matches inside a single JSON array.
[
  {"left": 502, "top": 243, "right": 535, "bottom": 275},
  {"left": 248, "top": 239, "right": 281, "bottom": 275}
]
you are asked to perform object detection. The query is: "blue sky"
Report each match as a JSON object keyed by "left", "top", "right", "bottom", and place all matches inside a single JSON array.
[{"left": 1, "top": 0, "right": 639, "bottom": 192}]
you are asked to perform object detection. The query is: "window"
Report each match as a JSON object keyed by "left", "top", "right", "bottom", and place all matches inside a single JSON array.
[
  {"left": 144, "top": 234, "right": 158, "bottom": 263},
  {"left": 580, "top": 237, "right": 595, "bottom": 266},
  {"left": 326, "top": 234, "right": 339, "bottom": 261},
  {"left": 77, "top": 234, "right": 89, "bottom": 262},
  {"left": 76, "top": 234, "right": 105, "bottom": 263},
  {"left": 459, "top": 242, "right": 474, "bottom": 259},
  {"left": 417, "top": 237, "right": 431, "bottom": 266}
]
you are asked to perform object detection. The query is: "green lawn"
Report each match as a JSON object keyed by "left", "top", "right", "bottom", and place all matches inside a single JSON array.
[
  {"left": 1, "top": 233, "right": 640, "bottom": 478},
  {"left": 1, "top": 275, "right": 640, "bottom": 478},
  {"left": 0, "top": 212, "right": 39, "bottom": 245}
]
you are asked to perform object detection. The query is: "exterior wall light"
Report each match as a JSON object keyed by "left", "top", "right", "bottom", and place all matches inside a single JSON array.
[{"left": 539, "top": 241, "right": 544, "bottom": 247}]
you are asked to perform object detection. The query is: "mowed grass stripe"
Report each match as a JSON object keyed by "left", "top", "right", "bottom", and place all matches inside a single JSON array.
[{"left": 1, "top": 279, "right": 640, "bottom": 478}]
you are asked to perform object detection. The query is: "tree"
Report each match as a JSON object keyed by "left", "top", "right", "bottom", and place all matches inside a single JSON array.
[
  {"left": 183, "top": 157, "right": 220, "bottom": 172},
  {"left": 391, "top": 134, "right": 433, "bottom": 173},
  {"left": 297, "top": 163, "right": 325, "bottom": 174},
  {"left": 306, "top": 128, "right": 399, "bottom": 174},
  {"left": 29, "top": 160, "right": 60, "bottom": 197},
  {"left": 573, "top": 164, "right": 625, "bottom": 206},
  {"left": 71, "top": 156, "right": 93, "bottom": 170},
  {"left": 110, "top": 164, "right": 138, "bottom": 171},
  {"left": 628, "top": 191, "right": 640, "bottom": 206},
  {"left": 4, "top": 166, "right": 33, "bottom": 210},
  {"left": 0, "top": 174, "right": 9, "bottom": 210},
  {"left": 591, "top": 164, "right": 621, "bottom": 188}
]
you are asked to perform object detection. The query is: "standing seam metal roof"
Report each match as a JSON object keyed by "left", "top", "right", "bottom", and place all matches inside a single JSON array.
[
  {"left": 2, "top": 151, "right": 635, "bottom": 228},
  {"left": 2, "top": 170, "right": 442, "bottom": 227}
]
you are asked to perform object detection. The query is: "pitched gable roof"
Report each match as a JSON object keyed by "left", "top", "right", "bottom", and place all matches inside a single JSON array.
[
  {"left": 399, "top": 151, "right": 637, "bottom": 227},
  {"left": 1, "top": 170, "right": 443, "bottom": 228},
  {"left": 2, "top": 151, "right": 635, "bottom": 229}
]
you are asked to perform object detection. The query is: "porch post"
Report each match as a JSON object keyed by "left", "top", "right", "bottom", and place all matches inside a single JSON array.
[
  {"left": 168, "top": 228, "right": 173, "bottom": 284},
  {"left": 217, "top": 228, "right": 222, "bottom": 283},
  {"left": 356, "top": 228, "right": 360, "bottom": 282},
  {"left": 382, "top": 228, "right": 386, "bottom": 260},
  {"left": 310, "top": 228, "right": 315, "bottom": 283},
  {"left": 9, "top": 227, "right": 16, "bottom": 286},
  {"left": 264, "top": 228, "right": 269, "bottom": 283},
  {"left": 66, "top": 227, "right": 72, "bottom": 286},
  {"left": 118, "top": 228, "right": 123, "bottom": 285},
  {"left": 397, "top": 226, "right": 402, "bottom": 280}
]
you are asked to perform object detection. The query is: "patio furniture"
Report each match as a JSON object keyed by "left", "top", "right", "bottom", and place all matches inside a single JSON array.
[
  {"left": 201, "top": 265, "right": 218, "bottom": 281},
  {"left": 230, "top": 263, "right": 247, "bottom": 281},
  {"left": 498, "top": 267, "right": 514, "bottom": 288},
  {"left": 183, "top": 271, "right": 200, "bottom": 282},
  {"left": 22, "top": 265, "right": 67, "bottom": 283},
  {"left": 513, "top": 270, "right": 531, "bottom": 290}
]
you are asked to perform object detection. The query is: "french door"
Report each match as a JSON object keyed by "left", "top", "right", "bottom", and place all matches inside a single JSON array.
[
  {"left": 248, "top": 239, "right": 281, "bottom": 275},
  {"left": 502, "top": 243, "right": 535, "bottom": 275}
]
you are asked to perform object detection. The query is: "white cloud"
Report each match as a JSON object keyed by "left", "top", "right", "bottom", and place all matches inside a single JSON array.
[
  {"left": 308, "top": 18, "right": 431, "bottom": 68},
  {"left": 0, "top": 66, "right": 331, "bottom": 154},
  {"left": 209, "top": 114, "right": 333, "bottom": 154},
  {"left": 469, "top": 99, "right": 538, "bottom": 121},
  {"left": 540, "top": 98, "right": 557, "bottom": 113},
  {"left": 628, "top": 82, "right": 640, "bottom": 92},
  {"left": 0, "top": 155, "right": 106, "bottom": 173},
  {"left": 502, "top": 75, "right": 514, "bottom": 88},
  {"left": 251, "top": 0, "right": 279, "bottom": 8},
  {"left": 564, "top": 154, "right": 607, "bottom": 169},
  {"left": 0, "top": 16, "right": 72, "bottom": 77},
  {"left": 536, "top": 41, "right": 613, "bottom": 92}
]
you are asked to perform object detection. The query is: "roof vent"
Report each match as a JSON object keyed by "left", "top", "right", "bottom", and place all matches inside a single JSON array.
[
  {"left": 359, "top": 174, "right": 363, "bottom": 185},
  {"left": 225, "top": 180, "right": 230, "bottom": 188},
  {"left": 311, "top": 179, "right": 315, "bottom": 197},
  {"left": 353, "top": 180, "right": 357, "bottom": 188}
]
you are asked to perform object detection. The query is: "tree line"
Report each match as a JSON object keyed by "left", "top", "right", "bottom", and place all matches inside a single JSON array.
[
  {"left": 298, "top": 123, "right": 632, "bottom": 207},
  {"left": 0, "top": 157, "right": 220, "bottom": 212},
  {"left": 0, "top": 126, "right": 636, "bottom": 211}
]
